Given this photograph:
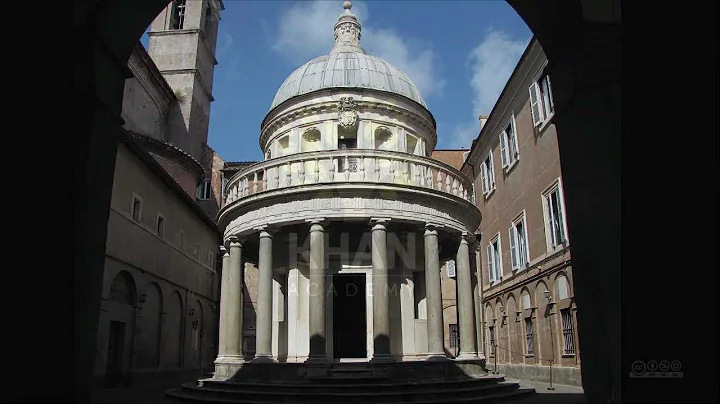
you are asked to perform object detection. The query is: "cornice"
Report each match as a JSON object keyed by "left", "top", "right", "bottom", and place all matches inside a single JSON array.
[
  {"left": 259, "top": 95, "right": 437, "bottom": 150},
  {"left": 127, "top": 131, "right": 206, "bottom": 182},
  {"left": 127, "top": 42, "right": 177, "bottom": 118},
  {"left": 117, "top": 130, "right": 221, "bottom": 236}
]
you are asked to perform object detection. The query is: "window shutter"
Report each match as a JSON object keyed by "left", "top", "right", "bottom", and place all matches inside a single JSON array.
[
  {"left": 487, "top": 244, "right": 495, "bottom": 282},
  {"left": 545, "top": 193, "right": 557, "bottom": 246},
  {"left": 509, "top": 226, "right": 518, "bottom": 269},
  {"left": 546, "top": 75, "right": 555, "bottom": 113},
  {"left": 488, "top": 153, "right": 495, "bottom": 187},
  {"left": 510, "top": 117, "right": 519, "bottom": 158},
  {"left": 521, "top": 215, "right": 529, "bottom": 264},
  {"left": 480, "top": 161, "right": 488, "bottom": 194},
  {"left": 529, "top": 82, "right": 543, "bottom": 127},
  {"left": 499, "top": 132, "right": 509, "bottom": 167}
]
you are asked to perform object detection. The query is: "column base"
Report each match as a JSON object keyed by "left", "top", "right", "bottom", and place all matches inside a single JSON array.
[
  {"left": 455, "top": 352, "right": 479, "bottom": 360},
  {"left": 305, "top": 355, "right": 329, "bottom": 364},
  {"left": 251, "top": 354, "right": 277, "bottom": 363},
  {"left": 424, "top": 353, "right": 449, "bottom": 361},
  {"left": 213, "top": 356, "right": 246, "bottom": 380}
]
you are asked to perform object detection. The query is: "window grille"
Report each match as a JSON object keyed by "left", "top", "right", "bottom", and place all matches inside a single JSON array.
[
  {"left": 561, "top": 308, "right": 576, "bottom": 354},
  {"left": 524, "top": 317, "right": 535, "bottom": 355},
  {"left": 449, "top": 324, "right": 459, "bottom": 348},
  {"left": 110, "top": 272, "right": 135, "bottom": 305}
]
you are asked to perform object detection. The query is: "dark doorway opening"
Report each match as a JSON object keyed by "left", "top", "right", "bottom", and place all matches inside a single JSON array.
[
  {"left": 332, "top": 273, "right": 366, "bottom": 359},
  {"left": 105, "top": 321, "right": 126, "bottom": 389}
]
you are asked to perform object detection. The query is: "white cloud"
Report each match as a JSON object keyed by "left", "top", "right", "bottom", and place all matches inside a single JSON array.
[
  {"left": 271, "top": 0, "right": 443, "bottom": 98},
  {"left": 448, "top": 29, "right": 528, "bottom": 149},
  {"left": 217, "top": 31, "right": 234, "bottom": 56}
]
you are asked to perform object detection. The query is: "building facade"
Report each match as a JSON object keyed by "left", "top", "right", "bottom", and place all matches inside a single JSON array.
[
  {"left": 94, "top": 0, "right": 226, "bottom": 389},
  {"left": 461, "top": 38, "right": 581, "bottom": 386},
  {"left": 213, "top": 3, "right": 484, "bottom": 379}
]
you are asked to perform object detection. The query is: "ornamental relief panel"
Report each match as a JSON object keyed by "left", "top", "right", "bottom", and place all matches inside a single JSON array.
[{"left": 223, "top": 194, "right": 477, "bottom": 240}]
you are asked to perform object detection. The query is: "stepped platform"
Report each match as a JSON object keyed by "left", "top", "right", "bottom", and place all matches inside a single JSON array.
[{"left": 165, "top": 359, "right": 535, "bottom": 403}]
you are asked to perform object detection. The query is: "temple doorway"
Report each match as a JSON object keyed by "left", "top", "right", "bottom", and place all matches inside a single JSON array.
[{"left": 332, "top": 273, "right": 367, "bottom": 359}]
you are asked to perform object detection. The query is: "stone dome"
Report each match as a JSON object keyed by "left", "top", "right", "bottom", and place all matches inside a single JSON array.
[
  {"left": 268, "top": 1, "right": 427, "bottom": 111},
  {"left": 269, "top": 52, "right": 427, "bottom": 111}
]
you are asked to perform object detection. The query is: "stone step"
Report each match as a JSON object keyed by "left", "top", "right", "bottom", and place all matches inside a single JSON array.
[
  {"left": 199, "top": 374, "right": 506, "bottom": 392},
  {"left": 172, "top": 379, "right": 525, "bottom": 403},
  {"left": 166, "top": 386, "right": 535, "bottom": 404}
]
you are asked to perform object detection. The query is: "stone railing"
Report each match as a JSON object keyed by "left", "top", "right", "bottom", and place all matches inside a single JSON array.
[{"left": 224, "top": 149, "right": 473, "bottom": 205}]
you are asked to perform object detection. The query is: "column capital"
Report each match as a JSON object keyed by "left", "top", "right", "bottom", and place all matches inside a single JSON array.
[
  {"left": 256, "top": 226, "right": 278, "bottom": 238},
  {"left": 306, "top": 218, "right": 328, "bottom": 231},
  {"left": 424, "top": 222, "right": 442, "bottom": 236},
  {"left": 228, "top": 235, "right": 244, "bottom": 248},
  {"left": 370, "top": 217, "right": 391, "bottom": 230},
  {"left": 219, "top": 245, "right": 229, "bottom": 256}
]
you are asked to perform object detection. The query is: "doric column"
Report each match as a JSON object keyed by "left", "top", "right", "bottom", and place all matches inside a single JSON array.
[
  {"left": 307, "top": 219, "right": 327, "bottom": 362},
  {"left": 456, "top": 232, "right": 478, "bottom": 359},
  {"left": 253, "top": 226, "right": 276, "bottom": 362},
  {"left": 424, "top": 223, "right": 446, "bottom": 360},
  {"left": 470, "top": 240, "right": 485, "bottom": 359},
  {"left": 214, "top": 237, "right": 245, "bottom": 379},
  {"left": 371, "top": 218, "right": 393, "bottom": 361}
]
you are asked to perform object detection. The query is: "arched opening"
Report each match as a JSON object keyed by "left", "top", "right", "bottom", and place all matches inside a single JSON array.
[
  {"left": 505, "top": 293, "right": 521, "bottom": 364},
  {"left": 136, "top": 282, "right": 163, "bottom": 369},
  {"left": 374, "top": 126, "right": 394, "bottom": 151},
  {"left": 73, "top": 1, "right": 620, "bottom": 402},
  {"left": 165, "top": 291, "right": 184, "bottom": 368},
  {"left": 189, "top": 299, "right": 204, "bottom": 369},
  {"left": 556, "top": 273, "right": 571, "bottom": 300},
  {"left": 110, "top": 271, "right": 137, "bottom": 306}
]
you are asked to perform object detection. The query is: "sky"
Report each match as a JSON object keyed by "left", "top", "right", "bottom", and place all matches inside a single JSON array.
[{"left": 142, "top": 0, "right": 531, "bottom": 163}]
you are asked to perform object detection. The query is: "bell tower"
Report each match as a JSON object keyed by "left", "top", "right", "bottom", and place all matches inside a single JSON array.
[{"left": 146, "top": 0, "right": 224, "bottom": 162}]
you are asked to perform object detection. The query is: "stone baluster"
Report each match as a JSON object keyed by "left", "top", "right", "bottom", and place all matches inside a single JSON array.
[
  {"left": 375, "top": 157, "right": 381, "bottom": 182},
  {"left": 299, "top": 160, "right": 305, "bottom": 184},
  {"left": 414, "top": 162, "right": 420, "bottom": 185},
  {"left": 390, "top": 159, "right": 396, "bottom": 183},
  {"left": 253, "top": 172, "right": 259, "bottom": 194},
  {"left": 344, "top": 155, "right": 351, "bottom": 181},
  {"left": 452, "top": 178, "right": 458, "bottom": 196},
  {"left": 328, "top": 157, "right": 335, "bottom": 181},
  {"left": 425, "top": 166, "right": 433, "bottom": 188},
  {"left": 286, "top": 161, "right": 292, "bottom": 186},
  {"left": 262, "top": 168, "right": 267, "bottom": 191},
  {"left": 360, "top": 157, "right": 366, "bottom": 181},
  {"left": 445, "top": 174, "right": 452, "bottom": 193},
  {"left": 436, "top": 170, "right": 443, "bottom": 191},
  {"left": 314, "top": 158, "right": 320, "bottom": 183}
]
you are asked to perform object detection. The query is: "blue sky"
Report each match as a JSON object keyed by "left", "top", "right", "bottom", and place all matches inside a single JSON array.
[{"left": 142, "top": 0, "right": 531, "bottom": 162}]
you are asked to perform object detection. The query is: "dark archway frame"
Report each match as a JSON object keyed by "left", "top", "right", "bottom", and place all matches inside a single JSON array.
[{"left": 72, "top": 1, "right": 620, "bottom": 403}]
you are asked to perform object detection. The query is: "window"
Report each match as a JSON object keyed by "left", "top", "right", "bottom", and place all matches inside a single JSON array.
[
  {"left": 374, "top": 126, "right": 393, "bottom": 150},
  {"left": 301, "top": 128, "right": 322, "bottom": 152},
  {"left": 543, "top": 180, "right": 568, "bottom": 249},
  {"left": 338, "top": 126, "right": 358, "bottom": 173},
  {"left": 207, "top": 251, "right": 215, "bottom": 268},
  {"left": 499, "top": 115, "right": 519, "bottom": 168},
  {"left": 480, "top": 153, "right": 495, "bottom": 195},
  {"left": 197, "top": 180, "right": 212, "bottom": 200},
  {"left": 561, "top": 308, "right": 576, "bottom": 355},
  {"left": 529, "top": 74, "right": 555, "bottom": 127},
  {"left": 488, "top": 326, "right": 496, "bottom": 356},
  {"left": 407, "top": 134, "right": 419, "bottom": 155},
  {"left": 131, "top": 195, "right": 143, "bottom": 222},
  {"left": 156, "top": 214, "right": 165, "bottom": 238},
  {"left": 170, "top": 0, "right": 186, "bottom": 30},
  {"left": 556, "top": 275, "right": 570, "bottom": 300},
  {"left": 487, "top": 236, "right": 502, "bottom": 283},
  {"left": 449, "top": 324, "right": 459, "bottom": 349},
  {"left": 193, "top": 243, "right": 200, "bottom": 258},
  {"left": 509, "top": 213, "right": 530, "bottom": 270},
  {"left": 524, "top": 317, "right": 535, "bottom": 356}
]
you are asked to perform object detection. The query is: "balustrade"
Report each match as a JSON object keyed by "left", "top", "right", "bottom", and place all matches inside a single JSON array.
[{"left": 223, "top": 150, "right": 473, "bottom": 205}]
